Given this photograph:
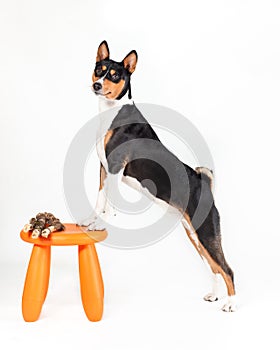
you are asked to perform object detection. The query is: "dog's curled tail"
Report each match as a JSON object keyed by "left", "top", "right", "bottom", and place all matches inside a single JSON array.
[{"left": 195, "top": 167, "right": 214, "bottom": 192}]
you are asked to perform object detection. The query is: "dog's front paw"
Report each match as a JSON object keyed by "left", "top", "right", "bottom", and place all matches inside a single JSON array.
[
  {"left": 77, "top": 215, "right": 98, "bottom": 227},
  {"left": 86, "top": 207, "right": 117, "bottom": 230},
  {"left": 87, "top": 217, "right": 106, "bottom": 231}
]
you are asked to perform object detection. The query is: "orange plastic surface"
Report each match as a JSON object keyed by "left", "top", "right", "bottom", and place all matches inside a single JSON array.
[
  {"left": 22, "top": 245, "right": 51, "bottom": 321},
  {"left": 20, "top": 223, "right": 107, "bottom": 246},
  {"left": 79, "top": 244, "right": 104, "bottom": 321},
  {"left": 20, "top": 223, "right": 105, "bottom": 322}
]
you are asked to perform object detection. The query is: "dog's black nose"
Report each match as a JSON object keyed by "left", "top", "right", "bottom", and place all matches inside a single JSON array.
[{"left": 93, "top": 82, "right": 102, "bottom": 91}]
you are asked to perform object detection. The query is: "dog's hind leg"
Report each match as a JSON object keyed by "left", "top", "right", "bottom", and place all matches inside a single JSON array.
[{"left": 182, "top": 209, "right": 236, "bottom": 312}]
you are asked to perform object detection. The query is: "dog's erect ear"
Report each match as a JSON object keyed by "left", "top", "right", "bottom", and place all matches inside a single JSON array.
[
  {"left": 96, "top": 41, "right": 110, "bottom": 62},
  {"left": 123, "top": 50, "right": 138, "bottom": 74}
]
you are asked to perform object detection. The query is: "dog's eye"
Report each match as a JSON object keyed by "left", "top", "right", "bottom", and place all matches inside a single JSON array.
[
  {"left": 95, "top": 66, "right": 103, "bottom": 76},
  {"left": 111, "top": 73, "right": 120, "bottom": 81}
]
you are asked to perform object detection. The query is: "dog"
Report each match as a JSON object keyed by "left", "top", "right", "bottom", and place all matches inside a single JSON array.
[{"left": 79, "top": 41, "right": 236, "bottom": 312}]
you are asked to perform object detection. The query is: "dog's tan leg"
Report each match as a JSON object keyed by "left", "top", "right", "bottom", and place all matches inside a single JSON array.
[
  {"left": 99, "top": 163, "right": 107, "bottom": 191},
  {"left": 95, "top": 164, "right": 108, "bottom": 215},
  {"left": 182, "top": 213, "right": 236, "bottom": 312}
]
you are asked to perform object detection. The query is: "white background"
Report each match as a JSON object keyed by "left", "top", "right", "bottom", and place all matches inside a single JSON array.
[{"left": 1, "top": 0, "right": 280, "bottom": 349}]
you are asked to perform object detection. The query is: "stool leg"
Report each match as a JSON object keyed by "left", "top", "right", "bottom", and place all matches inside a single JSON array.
[
  {"left": 94, "top": 248, "right": 104, "bottom": 298},
  {"left": 78, "top": 244, "right": 104, "bottom": 321},
  {"left": 22, "top": 245, "right": 51, "bottom": 322}
]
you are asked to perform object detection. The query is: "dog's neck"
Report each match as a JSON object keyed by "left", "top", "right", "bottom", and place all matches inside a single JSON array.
[
  {"left": 98, "top": 92, "right": 133, "bottom": 113},
  {"left": 96, "top": 92, "right": 134, "bottom": 146}
]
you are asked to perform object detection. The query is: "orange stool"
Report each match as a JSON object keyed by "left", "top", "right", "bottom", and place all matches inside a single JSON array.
[{"left": 20, "top": 223, "right": 107, "bottom": 322}]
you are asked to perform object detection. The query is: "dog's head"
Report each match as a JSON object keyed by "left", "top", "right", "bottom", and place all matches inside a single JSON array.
[{"left": 92, "top": 41, "right": 138, "bottom": 100}]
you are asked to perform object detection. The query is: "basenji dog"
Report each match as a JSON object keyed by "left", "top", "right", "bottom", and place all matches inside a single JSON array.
[{"left": 79, "top": 41, "right": 236, "bottom": 312}]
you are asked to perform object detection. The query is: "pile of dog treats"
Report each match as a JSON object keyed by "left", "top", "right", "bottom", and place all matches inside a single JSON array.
[{"left": 23, "top": 212, "right": 65, "bottom": 238}]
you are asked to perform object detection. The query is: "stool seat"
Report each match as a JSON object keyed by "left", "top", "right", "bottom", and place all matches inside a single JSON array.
[
  {"left": 20, "top": 223, "right": 107, "bottom": 322},
  {"left": 20, "top": 223, "right": 107, "bottom": 246}
]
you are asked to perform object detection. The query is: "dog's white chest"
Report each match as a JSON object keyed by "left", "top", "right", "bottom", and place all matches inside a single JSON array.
[{"left": 96, "top": 99, "right": 133, "bottom": 171}]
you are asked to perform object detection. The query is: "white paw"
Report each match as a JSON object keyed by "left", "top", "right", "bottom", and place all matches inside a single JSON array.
[
  {"left": 222, "top": 296, "right": 237, "bottom": 312},
  {"left": 87, "top": 217, "right": 106, "bottom": 231},
  {"left": 204, "top": 293, "right": 218, "bottom": 302},
  {"left": 104, "top": 204, "right": 117, "bottom": 217},
  {"left": 77, "top": 214, "right": 98, "bottom": 227}
]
